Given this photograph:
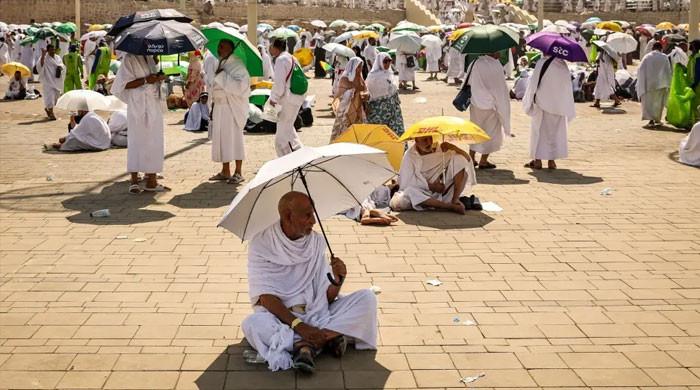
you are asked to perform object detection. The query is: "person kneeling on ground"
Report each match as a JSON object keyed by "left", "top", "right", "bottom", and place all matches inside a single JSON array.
[
  {"left": 184, "top": 92, "right": 210, "bottom": 132},
  {"left": 45, "top": 110, "right": 111, "bottom": 152},
  {"left": 108, "top": 110, "right": 128, "bottom": 148},
  {"left": 344, "top": 181, "right": 399, "bottom": 226},
  {"left": 4, "top": 71, "right": 27, "bottom": 100},
  {"left": 241, "top": 191, "right": 377, "bottom": 374},
  {"left": 390, "top": 136, "right": 477, "bottom": 214}
]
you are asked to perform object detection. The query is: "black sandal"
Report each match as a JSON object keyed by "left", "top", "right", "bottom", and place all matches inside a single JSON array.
[
  {"left": 326, "top": 335, "right": 347, "bottom": 358},
  {"left": 478, "top": 162, "right": 497, "bottom": 169},
  {"left": 292, "top": 347, "right": 315, "bottom": 374}
]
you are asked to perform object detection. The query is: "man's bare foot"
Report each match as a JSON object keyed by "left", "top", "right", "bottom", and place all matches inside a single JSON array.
[
  {"left": 547, "top": 160, "right": 557, "bottom": 169},
  {"left": 451, "top": 202, "right": 466, "bottom": 215},
  {"left": 524, "top": 160, "right": 542, "bottom": 169}
]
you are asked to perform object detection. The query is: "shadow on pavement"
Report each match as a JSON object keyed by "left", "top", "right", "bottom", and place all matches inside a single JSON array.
[
  {"left": 644, "top": 124, "right": 690, "bottom": 133},
  {"left": 195, "top": 341, "right": 391, "bottom": 390},
  {"left": 397, "top": 210, "right": 494, "bottom": 229},
  {"left": 527, "top": 168, "right": 603, "bottom": 185},
  {"left": 476, "top": 168, "right": 530, "bottom": 185},
  {"left": 601, "top": 107, "right": 627, "bottom": 114},
  {"left": 18, "top": 118, "right": 53, "bottom": 125},
  {"left": 62, "top": 181, "right": 174, "bottom": 225},
  {"left": 169, "top": 181, "right": 237, "bottom": 209}
]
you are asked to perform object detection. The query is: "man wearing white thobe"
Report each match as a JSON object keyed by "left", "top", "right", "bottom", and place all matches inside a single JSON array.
[
  {"left": 184, "top": 94, "right": 210, "bottom": 132},
  {"left": 241, "top": 192, "right": 377, "bottom": 373},
  {"left": 396, "top": 51, "right": 418, "bottom": 90},
  {"left": 668, "top": 44, "right": 689, "bottom": 68},
  {"left": 269, "top": 39, "right": 304, "bottom": 156},
  {"left": 467, "top": 53, "right": 511, "bottom": 169},
  {"left": 445, "top": 46, "right": 465, "bottom": 84},
  {"left": 83, "top": 37, "right": 98, "bottom": 82},
  {"left": 637, "top": 42, "right": 672, "bottom": 127},
  {"left": 259, "top": 45, "right": 274, "bottom": 80},
  {"left": 19, "top": 41, "right": 34, "bottom": 82},
  {"left": 109, "top": 110, "right": 128, "bottom": 148},
  {"left": 522, "top": 56, "right": 576, "bottom": 170},
  {"left": 52, "top": 110, "right": 111, "bottom": 151},
  {"left": 111, "top": 54, "right": 168, "bottom": 193},
  {"left": 425, "top": 43, "right": 442, "bottom": 80},
  {"left": 202, "top": 49, "right": 218, "bottom": 103},
  {"left": 593, "top": 51, "right": 619, "bottom": 107},
  {"left": 390, "top": 136, "right": 476, "bottom": 214},
  {"left": 37, "top": 44, "right": 64, "bottom": 120},
  {"left": 210, "top": 40, "right": 250, "bottom": 184}
]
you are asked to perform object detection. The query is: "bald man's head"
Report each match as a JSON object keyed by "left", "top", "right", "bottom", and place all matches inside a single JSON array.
[{"left": 278, "top": 191, "right": 315, "bottom": 240}]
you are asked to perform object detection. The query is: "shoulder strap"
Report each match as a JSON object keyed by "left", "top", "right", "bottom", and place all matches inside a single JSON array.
[
  {"left": 460, "top": 60, "right": 476, "bottom": 91},
  {"left": 534, "top": 56, "right": 556, "bottom": 102},
  {"left": 285, "top": 57, "right": 296, "bottom": 82}
]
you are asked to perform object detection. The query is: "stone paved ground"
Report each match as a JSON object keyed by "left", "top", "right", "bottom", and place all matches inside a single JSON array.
[{"left": 0, "top": 71, "right": 699, "bottom": 390}]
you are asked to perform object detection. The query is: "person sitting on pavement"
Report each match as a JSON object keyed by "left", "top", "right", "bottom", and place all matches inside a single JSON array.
[
  {"left": 241, "top": 191, "right": 377, "bottom": 374},
  {"left": 108, "top": 110, "right": 128, "bottom": 148},
  {"left": 184, "top": 92, "right": 210, "bottom": 132},
  {"left": 390, "top": 136, "right": 476, "bottom": 214},
  {"left": 3, "top": 71, "right": 26, "bottom": 100},
  {"left": 45, "top": 110, "right": 111, "bottom": 152},
  {"left": 344, "top": 181, "right": 399, "bottom": 226}
]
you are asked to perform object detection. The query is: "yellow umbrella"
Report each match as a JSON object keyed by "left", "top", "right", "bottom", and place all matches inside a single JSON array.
[
  {"left": 428, "top": 25, "right": 443, "bottom": 33},
  {"left": 352, "top": 30, "right": 379, "bottom": 40},
  {"left": 656, "top": 22, "right": 674, "bottom": 31},
  {"left": 399, "top": 116, "right": 490, "bottom": 144},
  {"left": 332, "top": 124, "right": 403, "bottom": 171},
  {"left": 596, "top": 21, "right": 623, "bottom": 33},
  {"left": 448, "top": 28, "right": 469, "bottom": 41},
  {"left": 293, "top": 48, "right": 313, "bottom": 67},
  {"left": 87, "top": 24, "right": 105, "bottom": 32},
  {"left": 1, "top": 62, "right": 31, "bottom": 77},
  {"left": 251, "top": 80, "right": 273, "bottom": 89}
]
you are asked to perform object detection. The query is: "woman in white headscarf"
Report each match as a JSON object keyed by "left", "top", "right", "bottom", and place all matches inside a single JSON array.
[
  {"left": 330, "top": 57, "right": 367, "bottom": 141},
  {"left": 365, "top": 52, "right": 405, "bottom": 136}
]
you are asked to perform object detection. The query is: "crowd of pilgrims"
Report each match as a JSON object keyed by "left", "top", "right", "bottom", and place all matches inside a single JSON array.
[{"left": 0, "top": 17, "right": 698, "bottom": 195}]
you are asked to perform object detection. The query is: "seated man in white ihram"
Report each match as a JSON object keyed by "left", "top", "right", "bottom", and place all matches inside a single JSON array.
[
  {"left": 47, "top": 110, "right": 111, "bottom": 152},
  {"left": 679, "top": 122, "right": 700, "bottom": 167},
  {"left": 390, "top": 135, "right": 476, "bottom": 215},
  {"left": 241, "top": 191, "right": 378, "bottom": 374}
]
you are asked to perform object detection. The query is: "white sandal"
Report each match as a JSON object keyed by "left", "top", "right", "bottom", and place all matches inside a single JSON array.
[
  {"left": 143, "top": 184, "right": 171, "bottom": 192},
  {"left": 128, "top": 184, "right": 142, "bottom": 194}
]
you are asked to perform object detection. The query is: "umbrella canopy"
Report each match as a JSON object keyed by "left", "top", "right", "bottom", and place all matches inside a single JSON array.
[
  {"left": 294, "top": 48, "right": 314, "bottom": 67},
  {"left": 421, "top": 34, "right": 442, "bottom": 48},
  {"left": 367, "top": 23, "right": 386, "bottom": 32},
  {"left": 525, "top": 32, "right": 588, "bottom": 62},
  {"left": 331, "top": 124, "right": 403, "bottom": 171},
  {"left": 114, "top": 19, "right": 206, "bottom": 56},
  {"left": 223, "top": 22, "right": 240, "bottom": 30},
  {"left": 108, "top": 8, "right": 193, "bottom": 36},
  {"left": 352, "top": 30, "right": 379, "bottom": 40},
  {"left": 542, "top": 24, "right": 570, "bottom": 34},
  {"left": 322, "top": 42, "right": 355, "bottom": 58},
  {"left": 250, "top": 88, "right": 271, "bottom": 106},
  {"left": 387, "top": 31, "right": 422, "bottom": 53},
  {"left": 585, "top": 17, "right": 602, "bottom": 24},
  {"left": 55, "top": 22, "right": 77, "bottom": 34},
  {"left": 392, "top": 21, "right": 423, "bottom": 33},
  {"left": 319, "top": 61, "right": 334, "bottom": 72},
  {"left": 329, "top": 20, "right": 348, "bottom": 29},
  {"left": 80, "top": 30, "right": 107, "bottom": 41},
  {"left": 448, "top": 27, "right": 469, "bottom": 42},
  {"left": 202, "top": 26, "right": 263, "bottom": 77},
  {"left": 311, "top": 20, "right": 327, "bottom": 28},
  {"left": 159, "top": 60, "right": 189, "bottom": 77},
  {"left": 664, "top": 34, "right": 687, "bottom": 44},
  {"left": 346, "top": 22, "right": 360, "bottom": 31},
  {"left": 2, "top": 62, "right": 31, "bottom": 77},
  {"left": 287, "top": 25, "right": 302, "bottom": 32},
  {"left": 656, "top": 21, "right": 674, "bottom": 31},
  {"left": 269, "top": 27, "right": 298, "bottom": 40},
  {"left": 56, "top": 90, "right": 112, "bottom": 111},
  {"left": 596, "top": 21, "right": 623, "bottom": 33},
  {"left": 592, "top": 40, "right": 621, "bottom": 63},
  {"left": 399, "top": 116, "right": 490, "bottom": 144},
  {"left": 452, "top": 25, "right": 518, "bottom": 54},
  {"left": 427, "top": 25, "right": 443, "bottom": 33},
  {"left": 605, "top": 32, "right": 638, "bottom": 54},
  {"left": 218, "top": 143, "right": 395, "bottom": 241},
  {"left": 334, "top": 31, "right": 355, "bottom": 43},
  {"left": 635, "top": 25, "right": 655, "bottom": 37},
  {"left": 258, "top": 23, "right": 274, "bottom": 32},
  {"left": 88, "top": 24, "right": 105, "bottom": 32}
]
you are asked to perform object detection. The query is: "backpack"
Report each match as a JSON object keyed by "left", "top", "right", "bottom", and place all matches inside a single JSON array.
[
  {"left": 286, "top": 58, "right": 308, "bottom": 95},
  {"left": 406, "top": 55, "right": 416, "bottom": 68}
]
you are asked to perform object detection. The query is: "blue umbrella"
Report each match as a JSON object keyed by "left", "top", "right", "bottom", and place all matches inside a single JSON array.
[
  {"left": 287, "top": 25, "right": 301, "bottom": 32},
  {"left": 108, "top": 8, "right": 192, "bottom": 37},
  {"left": 525, "top": 32, "right": 588, "bottom": 62},
  {"left": 114, "top": 19, "right": 206, "bottom": 55}
]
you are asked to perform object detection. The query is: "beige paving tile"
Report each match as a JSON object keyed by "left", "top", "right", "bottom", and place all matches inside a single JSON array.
[
  {"left": 459, "top": 368, "right": 537, "bottom": 387},
  {"left": 113, "top": 353, "right": 185, "bottom": 370},
  {"left": 0, "top": 370, "right": 64, "bottom": 389},
  {"left": 450, "top": 352, "right": 522, "bottom": 369},
  {"left": 1, "top": 353, "right": 75, "bottom": 370},
  {"left": 413, "top": 369, "right": 462, "bottom": 388},
  {"left": 561, "top": 352, "right": 635, "bottom": 368},
  {"left": 176, "top": 371, "right": 225, "bottom": 390},
  {"left": 575, "top": 368, "right": 656, "bottom": 386},
  {"left": 644, "top": 368, "right": 700, "bottom": 385},
  {"left": 668, "top": 350, "right": 700, "bottom": 367},
  {"left": 529, "top": 368, "right": 586, "bottom": 387},
  {"left": 69, "top": 354, "right": 119, "bottom": 371},
  {"left": 57, "top": 371, "right": 110, "bottom": 389},
  {"left": 224, "top": 371, "right": 295, "bottom": 389},
  {"left": 104, "top": 371, "right": 180, "bottom": 389},
  {"left": 624, "top": 351, "right": 681, "bottom": 368},
  {"left": 515, "top": 352, "right": 567, "bottom": 368}
]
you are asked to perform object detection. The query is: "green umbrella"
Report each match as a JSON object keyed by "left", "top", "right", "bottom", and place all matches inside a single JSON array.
[
  {"left": 162, "top": 63, "right": 189, "bottom": 77},
  {"left": 55, "top": 22, "right": 77, "bottom": 34},
  {"left": 392, "top": 21, "right": 423, "bottom": 33},
  {"left": 202, "top": 26, "right": 263, "bottom": 77},
  {"left": 452, "top": 25, "right": 518, "bottom": 54},
  {"left": 249, "top": 88, "right": 271, "bottom": 106},
  {"left": 25, "top": 26, "right": 39, "bottom": 36},
  {"left": 20, "top": 35, "right": 38, "bottom": 46},
  {"left": 35, "top": 27, "right": 59, "bottom": 39},
  {"left": 268, "top": 27, "right": 298, "bottom": 40}
]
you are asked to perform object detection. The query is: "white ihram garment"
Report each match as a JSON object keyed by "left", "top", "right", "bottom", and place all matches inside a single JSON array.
[
  {"left": 396, "top": 52, "right": 415, "bottom": 82},
  {"left": 60, "top": 111, "right": 111, "bottom": 151},
  {"left": 522, "top": 57, "right": 575, "bottom": 160},
  {"left": 242, "top": 222, "right": 378, "bottom": 371},
  {"left": 184, "top": 102, "right": 210, "bottom": 131},
  {"left": 637, "top": 51, "right": 672, "bottom": 122},
  {"left": 593, "top": 53, "right": 616, "bottom": 101},
  {"left": 467, "top": 56, "right": 511, "bottom": 155},
  {"left": 390, "top": 144, "right": 476, "bottom": 211},
  {"left": 446, "top": 47, "right": 465, "bottom": 79},
  {"left": 37, "top": 53, "right": 64, "bottom": 109},
  {"left": 425, "top": 45, "right": 442, "bottom": 73},
  {"left": 679, "top": 122, "right": 700, "bottom": 167},
  {"left": 271, "top": 52, "right": 304, "bottom": 156},
  {"left": 111, "top": 54, "right": 165, "bottom": 174},
  {"left": 109, "top": 110, "right": 128, "bottom": 147},
  {"left": 211, "top": 56, "right": 250, "bottom": 162}
]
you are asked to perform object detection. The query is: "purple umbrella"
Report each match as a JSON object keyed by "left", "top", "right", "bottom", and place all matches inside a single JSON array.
[{"left": 526, "top": 31, "right": 588, "bottom": 62}]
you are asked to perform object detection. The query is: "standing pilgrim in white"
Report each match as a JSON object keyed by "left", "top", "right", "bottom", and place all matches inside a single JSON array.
[
  {"left": 445, "top": 46, "right": 465, "bottom": 83},
  {"left": 467, "top": 53, "right": 511, "bottom": 169},
  {"left": 210, "top": 42, "right": 250, "bottom": 184},
  {"left": 37, "top": 45, "right": 64, "bottom": 120},
  {"left": 636, "top": 45, "right": 672, "bottom": 127},
  {"left": 396, "top": 51, "right": 418, "bottom": 90},
  {"left": 111, "top": 54, "right": 168, "bottom": 193},
  {"left": 593, "top": 52, "right": 619, "bottom": 107},
  {"left": 425, "top": 42, "right": 442, "bottom": 80},
  {"left": 270, "top": 40, "right": 305, "bottom": 157},
  {"left": 19, "top": 42, "right": 34, "bottom": 82},
  {"left": 522, "top": 56, "right": 575, "bottom": 169}
]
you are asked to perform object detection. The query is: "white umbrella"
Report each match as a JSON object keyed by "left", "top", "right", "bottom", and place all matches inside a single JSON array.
[
  {"left": 388, "top": 31, "right": 422, "bottom": 53},
  {"left": 218, "top": 142, "right": 395, "bottom": 255},
  {"left": 346, "top": 22, "right": 360, "bottom": 31},
  {"left": 311, "top": 20, "right": 327, "bottom": 28},
  {"left": 334, "top": 31, "right": 354, "bottom": 43},
  {"left": 205, "top": 22, "right": 225, "bottom": 29},
  {"left": 542, "top": 24, "right": 570, "bottom": 34},
  {"left": 56, "top": 90, "right": 112, "bottom": 111},
  {"left": 592, "top": 40, "right": 621, "bottom": 63},
  {"left": 269, "top": 27, "right": 298, "bottom": 40},
  {"left": 605, "top": 32, "right": 637, "bottom": 54},
  {"left": 322, "top": 42, "right": 355, "bottom": 58},
  {"left": 421, "top": 34, "right": 442, "bottom": 48},
  {"left": 223, "top": 22, "right": 240, "bottom": 30},
  {"left": 80, "top": 30, "right": 106, "bottom": 41}
]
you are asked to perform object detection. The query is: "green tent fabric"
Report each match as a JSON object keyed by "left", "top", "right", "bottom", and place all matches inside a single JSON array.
[
  {"left": 666, "top": 63, "right": 696, "bottom": 129},
  {"left": 687, "top": 52, "right": 700, "bottom": 124}
]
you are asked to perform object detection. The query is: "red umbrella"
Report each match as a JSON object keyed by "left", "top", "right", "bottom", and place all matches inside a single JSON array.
[{"left": 457, "top": 22, "right": 474, "bottom": 29}]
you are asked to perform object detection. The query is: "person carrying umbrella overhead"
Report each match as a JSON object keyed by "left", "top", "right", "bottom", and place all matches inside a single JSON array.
[{"left": 592, "top": 42, "right": 621, "bottom": 108}]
